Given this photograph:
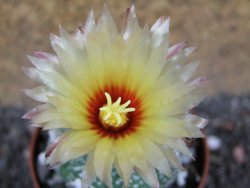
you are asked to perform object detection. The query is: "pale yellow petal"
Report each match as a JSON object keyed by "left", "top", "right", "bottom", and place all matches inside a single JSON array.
[
  {"left": 22, "top": 104, "right": 50, "bottom": 120},
  {"left": 122, "top": 136, "right": 148, "bottom": 171},
  {"left": 52, "top": 43, "right": 87, "bottom": 88},
  {"left": 161, "top": 147, "right": 184, "bottom": 169},
  {"left": 138, "top": 129, "right": 192, "bottom": 158},
  {"left": 43, "top": 119, "right": 70, "bottom": 130},
  {"left": 43, "top": 118, "right": 91, "bottom": 130},
  {"left": 97, "top": 4, "right": 118, "bottom": 38},
  {"left": 57, "top": 25, "right": 86, "bottom": 61},
  {"left": 82, "top": 153, "right": 96, "bottom": 187},
  {"left": 102, "top": 151, "right": 115, "bottom": 187},
  {"left": 137, "top": 136, "right": 171, "bottom": 177},
  {"left": 93, "top": 138, "right": 114, "bottom": 181},
  {"left": 146, "top": 90, "right": 205, "bottom": 117},
  {"left": 142, "top": 119, "right": 191, "bottom": 138},
  {"left": 33, "top": 110, "right": 91, "bottom": 130},
  {"left": 164, "top": 138, "right": 193, "bottom": 158},
  {"left": 23, "top": 86, "right": 56, "bottom": 103},
  {"left": 122, "top": 5, "right": 139, "bottom": 40},
  {"left": 32, "top": 109, "right": 57, "bottom": 124},
  {"left": 150, "top": 17, "right": 169, "bottom": 48},
  {"left": 46, "top": 130, "right": 99, "bottom": 165},
  {"left": 84, "top": 9, "right": 96, "bottom": 39},
  {"left": 135, "top": 165, "right": 159, "bottom": 188},
  {"left": 114, "top": 142, "right": 133, "bottom": 187}
]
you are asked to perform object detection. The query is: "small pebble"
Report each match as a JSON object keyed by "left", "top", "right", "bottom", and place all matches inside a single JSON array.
[
  {"left": 68, "top": 179, "right": 81, "bottom": 188},
  {"left": 207, "top": 135, "right": 222, "bottom": 151},
  {"left": 177, "top": 171, "right": 188, "bottom": 186},
  {"left": 233, "top": 145, "right": 246, "bottom": 164},
  {"left": 38, "top": 152, "right": 46, "bottom": 165}
]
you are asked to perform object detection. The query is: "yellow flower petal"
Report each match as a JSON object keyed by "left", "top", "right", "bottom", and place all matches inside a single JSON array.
[
  {"left": 82, "top": 153, "right": 96, "bottom": 187},
  {"left": 137, "top": 136, "right": 171, "bottom": 177},
  {"left": 122, "top": 136, "right": 148, "bottom": 171},
  {"left": 142, "top": 118, "right": 191, "bottom": 138},
  {"left": 93, "top": 138, "right": 114, "bottom": 181},
  {"left": 114, "top": 141, "right": 133, "bottom": 187},
  {"left": 135, "top": 165, "right": 159, "bottom": 188},
  {"left": 102, "top": 151, "right": 115, "bottom": 187},
  {"left": 46, "top": 130, "right": 99, "bottom": 165},
  {"left": 139, "top": 129, "right": 192, "bottom": 158},
  {"left": 161, "top": 147, "right": 184, "bottom": 169}
]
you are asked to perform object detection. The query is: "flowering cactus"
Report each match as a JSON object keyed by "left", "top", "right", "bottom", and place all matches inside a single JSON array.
[{"left": 23, "top": 5, "right": 208, "bottom": 188}]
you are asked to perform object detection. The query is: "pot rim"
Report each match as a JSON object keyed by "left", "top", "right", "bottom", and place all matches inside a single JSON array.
[
  {"left": 198, "top": 138, "right": 210, "bottom": 188},
  {"left": 28, "top": 128, "right": 41, "bottom": 188}
]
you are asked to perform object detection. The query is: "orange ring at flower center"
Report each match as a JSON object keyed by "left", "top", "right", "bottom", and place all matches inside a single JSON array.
[{"left": 86, "top": 84, "right": 143, "bottom": 139}]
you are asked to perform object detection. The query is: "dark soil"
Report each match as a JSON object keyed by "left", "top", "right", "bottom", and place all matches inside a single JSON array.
[
  {"left": 0, "top": 93, "right": 250, "bottom": 188},
  {"left": 0, "top": 107, "right": 32, "bottom": 188},
  {"left": 196, "top": 94, "right": 250, "bottom": 188}
]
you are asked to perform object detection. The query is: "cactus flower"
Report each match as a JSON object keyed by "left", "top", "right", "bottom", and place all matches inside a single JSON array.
[{"left": 23, "top": 5, "right": 208, "bottom": 188}]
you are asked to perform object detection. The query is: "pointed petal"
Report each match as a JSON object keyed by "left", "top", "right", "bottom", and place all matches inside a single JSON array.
[
  {"left": 135, "top": 166, "right": 159, "bottom": 188},
  {"left": 23, "top": 86, "right": 56, "bottom": 103},
  {"left": 50, "top": 33, "right": 61, "bottom": 47},
  {"left": 45, "top": 131, "right": 71, "bottom": 158},
  {"left": 189, "top": 76, "right": 209, "bottom": 87},
  {"left": 52, "top": 43, "right": 86, "bottom": 86},
  {"left": 122, "top": 5, "right": 139, "bottom": 40},
  {"left": 97, "top": 4, "right": 117, "bottom": 37},
  {"left": 138, "top": 137, "right": 171, "bottom": 177},
  {"left": 22, "top": 67, "right": 42, "bottom": 82},
  {"left": 32, "top": 109, "right": 57, "bottom": 124},
  {"left": 59, "top": 25, "right": 84, "bottom": 50},
  {"left": 184, "top": 47, "right": 196, "bottom": 56},
  {"left": 93, "top": 138, "right": 113, "bottom": 181},
  {"left": 180, "top": 61, "right": 200, "bottom": 82},
  {"left": 27, "top": 54, "right": 59, "bottom": 73},
  {"left": 46, "top": 130, "right": 99, "bottom": 165},
  {"left": 35, "top": 111, "right": 91, "bottom": 130},
  {"left": 151, "top": 17, "right": 170, "bottom": 47},
  {"left": 154, "top": 91, "right": 206, "bottom": 116},
  {"left": 162, "top": 147, "right": 184, "bottom": 169},
  {"left": 154, "top": 17, "right": 170, "bottom": 35},
  {"left": 140, "top": 130, "right": 192, "bottom": 158},
  {"left": 150, "top": 16, "right": 164, "bottom": 32},
  {"left": 51, "top": 27, "right": 86, "bottom": 62},
  {"left": 82, "top": 153, "right": 96, "bottom": 187},
  {"left": 143, "top": 119, "right": 191, "bottom": 138},
  {"left": 43, "top": 119, "right": 66, "bottom": 130},
  {"left": 115, "top": 143, "right": 133, "bottom": 186},
  {"left": 32, "top": 51, "right": 59, "bottom": 63},
  {"left": 84, "top": 9, "right": 96, "bottom": 37},
  {"left": 27, "top": 55, "right": 51, "bottom": 70},
  {"left": 164, "top": 138, "right": 193, "bottom": 158},
  {"left": 122, "top": 136, "right": 148, "bottom": 171},
  {"left": 22, "top": 67, "right": 78, "bottom": 96},
  {"left": 184, "top": 114, "right": 208, "bottom": 137},
  {"left": 102, "top": 152, "right": 115, "bottom": 187},
  {"left": 167, "top": 42, "right": 187, "bottom": 59},
  {"left": 22, "top": 104, "right": 49, "bottom": 119},
  {"left": 73, "top": 25, "right": 85, "bottom": 43}
]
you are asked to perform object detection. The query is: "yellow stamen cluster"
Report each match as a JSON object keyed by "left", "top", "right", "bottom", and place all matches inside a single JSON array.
[{"left": 99, "top": 92, "right": 135, "bottom": 128}]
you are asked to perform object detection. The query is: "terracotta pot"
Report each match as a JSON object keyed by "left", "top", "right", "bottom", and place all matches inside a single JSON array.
[
  {"left": 29, "top": 128, "right": 42, "bottom": 188},
  {"left": 29, "top": 128, "right": 210, "bottom": 188},
  {"left": 197, "top": 138, "right": 210, "bottom": 188}
]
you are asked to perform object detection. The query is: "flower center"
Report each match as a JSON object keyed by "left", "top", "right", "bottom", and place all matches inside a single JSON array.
[{"left": 99, "top": 92, "right": 135, "bottom": 129}]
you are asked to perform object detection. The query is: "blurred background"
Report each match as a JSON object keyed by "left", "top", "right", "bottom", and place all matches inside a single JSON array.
[{"left": 0, "top": 0, "right": 249, "bottom": 187}]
